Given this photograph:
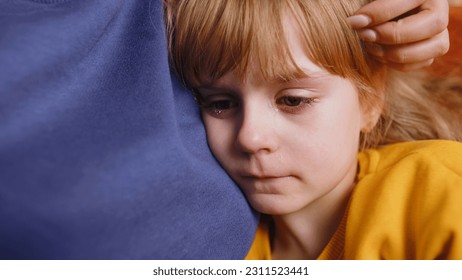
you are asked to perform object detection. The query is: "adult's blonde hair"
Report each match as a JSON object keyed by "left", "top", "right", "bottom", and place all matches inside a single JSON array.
[{"left": 165, "top": 0, "right": 462, "bottom": 148}]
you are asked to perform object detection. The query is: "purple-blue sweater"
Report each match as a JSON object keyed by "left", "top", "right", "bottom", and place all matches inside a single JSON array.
[{"left": 0, "top": 0, "right": 257, "bottom": 259}]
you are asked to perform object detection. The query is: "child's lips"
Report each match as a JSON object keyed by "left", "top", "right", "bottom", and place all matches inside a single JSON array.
[
  {"left": 236, "top": 166, "right": 297, "bottom": 185},
  {"left": 249, "top": 175, "right": 290, "bottom": 180},
  {"left": 241, "top": 172, "right": 293, "bottom": 180},
  {"left": 238, "top": 174, "right": 295, "bottom": 194}
]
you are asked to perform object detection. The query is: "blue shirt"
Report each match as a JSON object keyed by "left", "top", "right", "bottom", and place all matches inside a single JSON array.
[{"left": 0, "top": 0, "right": 257, "bottom": 259}]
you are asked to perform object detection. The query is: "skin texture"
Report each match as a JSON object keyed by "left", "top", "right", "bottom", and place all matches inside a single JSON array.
[
  {"left": 195, "top": 16, "right": 381, "bottom": 259},
  {"left": 349, "top": 0, "right": 450, "bottom": 71}
]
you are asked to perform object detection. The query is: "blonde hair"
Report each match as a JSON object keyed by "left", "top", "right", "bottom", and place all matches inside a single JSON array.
[{"left": 165, "top": 0, "right": 462, "bottom": 148}]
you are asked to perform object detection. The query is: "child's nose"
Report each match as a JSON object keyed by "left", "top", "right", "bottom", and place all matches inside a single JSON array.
[{"left": 235, "top": 106, "right": 279, "bottom": 155}]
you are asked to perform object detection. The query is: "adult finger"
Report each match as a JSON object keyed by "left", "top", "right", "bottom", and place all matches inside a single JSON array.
[
  {"left": 364, "top": 29, "right": 450, "bottom": 64},
  {"left": 347, "top": 0, "right": 425, "bottom": 29},
  {"left": 365, "top": 52, "right": 434, "bottom": 72},
  {"left": 357, "top": 1, "right": 449, "bottom": 44},
  {"left": 358, "top": 10, "right": 448, "bottom": 44},
  {"left": 384, "top": 59, "right": 435, "bottom": 72}
]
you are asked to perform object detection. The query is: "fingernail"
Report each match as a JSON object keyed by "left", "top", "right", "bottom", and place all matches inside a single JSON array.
[
  {"left": 346, "top": 14, "right": 371, "bottom": 29},
  {"left": 364, "top": 43, "right": 384, "bottom": 58},
  {"left": 358, "top": 29, "right": 377, "bottom": 42}
]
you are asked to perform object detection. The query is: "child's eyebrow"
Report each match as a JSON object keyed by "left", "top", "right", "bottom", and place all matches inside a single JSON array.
[
  {"left": 196, "top": 69, "right": 329, "bottom": 90},
  {"left": 275, "top": 70, "right": 330, "bottom": 84},
  {"left": 195, "top": 84, "right": 237, "bottom": 94},
  {"left": 196, "top": 78, "right": 240, "bottom": 91}
]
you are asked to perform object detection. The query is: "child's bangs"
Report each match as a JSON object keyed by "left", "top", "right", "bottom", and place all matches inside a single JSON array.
[
  {"left": 169, "top": 0, "right": 375, "bottom": 89},
  {"left": 287, "top": 0, "right": 375, "bottom": 87},
  {"left": 170, "top": 0, "right": 306, "bottom": 86}
]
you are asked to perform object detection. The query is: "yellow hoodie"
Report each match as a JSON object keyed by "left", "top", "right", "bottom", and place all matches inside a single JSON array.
[{"left": 246, "top": 140, "right": 462, "bottom": 260}]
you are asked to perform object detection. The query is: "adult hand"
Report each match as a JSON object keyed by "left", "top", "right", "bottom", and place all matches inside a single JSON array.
[{"left": 347, "top": 0, "right": 450, "bottom": 71}]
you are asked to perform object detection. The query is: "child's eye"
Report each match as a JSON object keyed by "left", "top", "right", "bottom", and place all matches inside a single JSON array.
[
  {"left": 275, "top": 96, "right": 316, "bottom": 113},
  {"left": 211, "top": 100, "right": 235, "bottom": 110},
  {"left": 201, "top": 99, "right": 239, "bottom": 119},
  {"left": 277, "top": 96, "right": 304, "bottom": 106}
]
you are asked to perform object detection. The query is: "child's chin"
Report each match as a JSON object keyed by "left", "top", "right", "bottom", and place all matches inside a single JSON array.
[{"left": 247, "top": 194, "right": 302, "bottom": 216}]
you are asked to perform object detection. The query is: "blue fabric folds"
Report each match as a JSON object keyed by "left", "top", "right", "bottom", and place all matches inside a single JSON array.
[{"left": 0, "top": 0, "right": 257, "bottom": 259}]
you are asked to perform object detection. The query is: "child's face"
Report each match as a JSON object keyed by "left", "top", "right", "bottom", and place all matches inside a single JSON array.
[{"left": 195, "top": 17, "right": 373, "bottom": 215}]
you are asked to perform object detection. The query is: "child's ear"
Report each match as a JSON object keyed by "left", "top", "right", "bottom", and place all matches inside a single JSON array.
[
  {"left": 360, "top": 68, "right": 387, "bottom": 133},
  {"left": 360, "top": 96, "right": 384, "bottom": 133}
]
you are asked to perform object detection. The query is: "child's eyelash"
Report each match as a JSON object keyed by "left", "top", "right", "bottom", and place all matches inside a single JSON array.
[
  {"left": 198, "top": 97, "right": 239, "bottom": 119},
  {"left": 276, "top": 96, "right": 316, "bottom": 106},
  {"left": 275, "top": 96, "right": 318, "bottom": 114}
]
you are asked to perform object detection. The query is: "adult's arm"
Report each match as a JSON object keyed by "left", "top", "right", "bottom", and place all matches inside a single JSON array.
[{"left": 0, "top": 0, "right": 257, "bottom": 259}]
